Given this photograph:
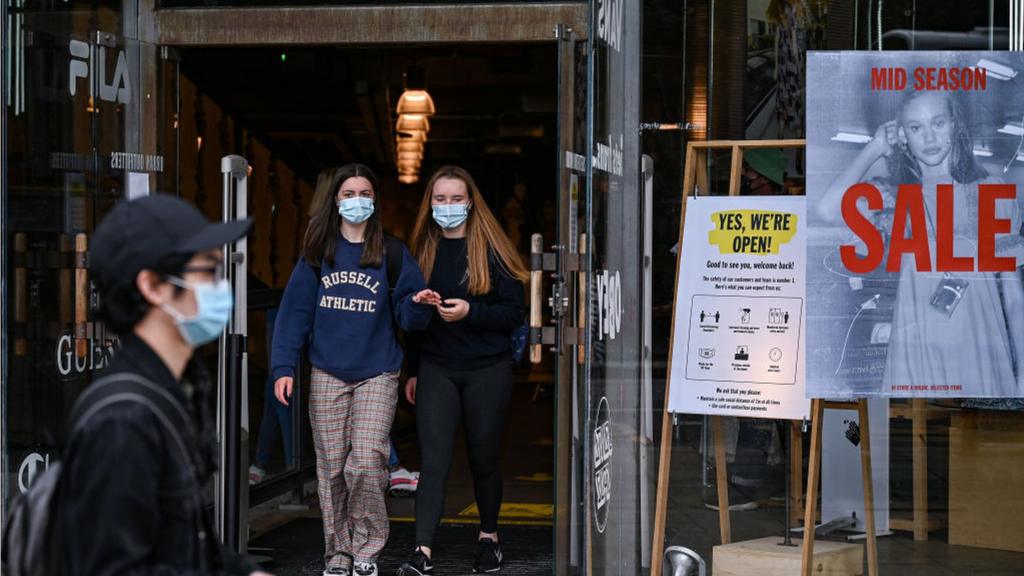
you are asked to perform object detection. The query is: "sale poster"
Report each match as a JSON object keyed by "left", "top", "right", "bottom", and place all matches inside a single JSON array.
[{"left": 806, "top": 52, "right": 1024, "bottom": 398}]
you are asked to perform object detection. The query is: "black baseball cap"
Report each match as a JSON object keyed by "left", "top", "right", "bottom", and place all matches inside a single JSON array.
[{"left": 91, "top": 194, "right": 252, "bottom": 291}]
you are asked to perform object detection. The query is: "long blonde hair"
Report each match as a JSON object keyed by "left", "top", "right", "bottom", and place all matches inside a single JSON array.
[{"left": 410, "top": 166, "right": 529, "bottom": 295}]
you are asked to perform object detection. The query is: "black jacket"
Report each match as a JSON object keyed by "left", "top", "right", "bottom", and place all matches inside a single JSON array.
[{"left": 57, "top": 334, "right": 257, "bottom": 576}]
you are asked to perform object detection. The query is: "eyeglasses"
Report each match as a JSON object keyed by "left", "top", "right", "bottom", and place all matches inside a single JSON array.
[{"left": 181, "top": 263, "right": 225, "bottom": 279}]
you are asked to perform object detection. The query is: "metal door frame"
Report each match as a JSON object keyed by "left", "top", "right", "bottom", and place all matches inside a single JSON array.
[
  {"left": 545, "top": 20, "right": 597, "bottom": 576},
  {"left": 218, "top": 154, "right": 249, "bottom": 553}
]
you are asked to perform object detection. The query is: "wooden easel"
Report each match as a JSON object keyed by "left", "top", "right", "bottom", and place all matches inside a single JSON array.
[
  {"left": 651, "top": 139, "right": 806, "bottom": 576},
  {"left": 801, "top": 399, "right": 879, "bottom": 576}
]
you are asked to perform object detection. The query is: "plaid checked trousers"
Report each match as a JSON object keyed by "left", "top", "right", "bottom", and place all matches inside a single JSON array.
[{"left": 309, "top": 368, "right": 398, "bottom": 567}]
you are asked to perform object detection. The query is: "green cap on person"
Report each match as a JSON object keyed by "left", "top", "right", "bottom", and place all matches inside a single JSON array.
[{"left": 744, "top": 148, "right": 786, "bottom": 186}]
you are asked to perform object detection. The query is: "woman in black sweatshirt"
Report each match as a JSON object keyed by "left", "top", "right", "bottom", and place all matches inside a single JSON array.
[{"left": 397, "top": 166, "right": 529, "bottom": 576}]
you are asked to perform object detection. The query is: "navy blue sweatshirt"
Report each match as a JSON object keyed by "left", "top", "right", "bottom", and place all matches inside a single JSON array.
[
  {"left": 407, "top": 237, "right": 525, "bottom": 376},
  {"left": 272, "top": 236, "right": 432, "bottom": 382}
]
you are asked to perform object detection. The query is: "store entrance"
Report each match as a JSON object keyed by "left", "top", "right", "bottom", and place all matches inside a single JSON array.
[{"left": 166, "top": 42, "right": 564, "bottom": 572}]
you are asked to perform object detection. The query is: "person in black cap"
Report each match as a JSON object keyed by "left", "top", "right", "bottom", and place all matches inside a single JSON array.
[{"left": 56, "top": 194, "right": 272, "bottom": 576}]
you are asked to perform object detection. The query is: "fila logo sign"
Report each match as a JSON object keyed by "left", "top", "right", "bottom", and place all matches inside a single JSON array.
[{"left": 69, "top": 39, "right": 131, "bottom": 105}]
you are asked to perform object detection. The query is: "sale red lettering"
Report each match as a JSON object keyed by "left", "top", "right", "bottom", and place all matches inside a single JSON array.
[{"left": 839, "top": 182, "right": 1017, "bottom": 273}]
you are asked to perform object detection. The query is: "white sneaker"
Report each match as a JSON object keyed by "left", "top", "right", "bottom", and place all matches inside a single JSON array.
[
  {"left": 354, "top": 561, "right": 378, "bottom": 576},
  {"left": 388, "top": 467, "right": 419, "bottom": 497},
  {"left": 323, "top": 567, "right": 350, "bottom": 576},
  {"left": 248, "top": 464, "right": 266, "bottom": 485}
]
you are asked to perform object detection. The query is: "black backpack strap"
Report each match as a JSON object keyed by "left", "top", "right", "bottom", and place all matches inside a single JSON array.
[
  {"left": 68, "top": 373, "right": 195, "bottom": 472},
  {"left": 310, "top": 254, "right": 323, "bottom": 286},
  {"left": 383, "top": 234, "right": 403, "bottom": 295}
]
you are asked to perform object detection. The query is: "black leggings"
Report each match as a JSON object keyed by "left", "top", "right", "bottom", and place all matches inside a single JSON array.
[{"left": 414, "top": 357, "right": 513, "bottom": 547}]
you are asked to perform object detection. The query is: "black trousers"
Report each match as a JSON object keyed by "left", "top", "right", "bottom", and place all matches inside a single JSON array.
[{"left": 414, "top": 356, "right": 513, "bottom": 547}]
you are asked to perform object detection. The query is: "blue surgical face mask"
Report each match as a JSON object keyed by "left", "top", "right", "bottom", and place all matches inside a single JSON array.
[
  {"left": 432, "top": 203, "right": 470, "bottom": 230},
  {"left": 339, "top": 197, "right": 375, "bottom": 224},
  {"left": 161, "top": 278, "right": 233, "bottom": 347}
]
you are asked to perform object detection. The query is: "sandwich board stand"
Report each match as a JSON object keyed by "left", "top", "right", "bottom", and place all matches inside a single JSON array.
[{"left": 651, "top": 140, "right": 877, "bottom": 576}]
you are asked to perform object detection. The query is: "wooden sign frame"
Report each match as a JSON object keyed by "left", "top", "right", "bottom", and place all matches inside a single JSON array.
[
  {"left": 802, "top": 399, "right": 879, "bottom": 576},
  {"left": 650, "top": 139, "right": 878, "bottom": 576}
]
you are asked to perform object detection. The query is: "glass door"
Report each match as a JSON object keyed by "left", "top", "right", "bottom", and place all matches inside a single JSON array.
[
  {"left": 551, "top": 21, "right": 589, "bottom": 576},
  {"left": 2, "top": 4, "right": 173, "bottom": 506},
  {"left": 547, "top": 2, "right": 650, "bottom": 574},
  {"left": 583, "top": 0, "right": 647, "bottom": 574}
]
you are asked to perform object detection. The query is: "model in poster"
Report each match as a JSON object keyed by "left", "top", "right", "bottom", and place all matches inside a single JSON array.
[{"left": 818, "top": 90, "right": 1024, "bottom": 396}]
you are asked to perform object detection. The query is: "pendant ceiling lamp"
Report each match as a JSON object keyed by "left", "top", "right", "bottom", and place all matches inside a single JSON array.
[
  {"left": 398, "top": 151, "right": 424, "bottom": 163},
  {"left": 397, "top": 141, "right": 424, "bottom": 154},
  {"left": 395, "top": 154, "right": 419, "bottom": 168},
  {"left": 395, "top": 66, "right": 432, "bottom": 184},
  {"left": 398, "top": 65, "right": 435, "bottom": 115},
  {"left": 397, "top": 90, "right": 436, "bottom": 116},
  {"left": 396, "top": 130, "right": 427, "bottom": 143},
  {"left": 396, "top": 114, "right": 430, "bottom": 133}
]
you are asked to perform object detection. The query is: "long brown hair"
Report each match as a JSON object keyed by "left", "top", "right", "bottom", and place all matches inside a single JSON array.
[
  {"left": 409, "top": 166, "right": 529, "bottom": 295},
  {"left": 303, "top": 163, "right": 384, "bottom": 269}
]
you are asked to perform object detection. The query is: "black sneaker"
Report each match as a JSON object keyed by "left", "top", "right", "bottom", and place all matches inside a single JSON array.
[
  {"left": 472, "top": 539, "right": 503, "bottom": 573},
  {"left": 396, "top": 549, "right": 433, "bottom": 576}
]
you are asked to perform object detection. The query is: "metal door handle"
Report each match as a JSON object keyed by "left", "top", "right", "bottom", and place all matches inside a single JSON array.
[
  {"left": 528, "top": 234, "right": 585, "bottom": 361},
  {"left": 529, "top": 235, "right": 544, "bottom": 363}
]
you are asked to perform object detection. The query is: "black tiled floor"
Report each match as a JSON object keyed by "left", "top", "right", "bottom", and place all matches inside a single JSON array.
[
  {"left": 251, "top": 518, "right": 553, "bottom": 576},
  {"left": 250, "top": 372, "right": 557, "bottom": 575}
]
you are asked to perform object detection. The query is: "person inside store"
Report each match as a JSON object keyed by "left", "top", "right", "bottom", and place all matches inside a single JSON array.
[
  {"left": 388, "top": 438, "right": 420, "bottom": 497},
  {"left": 397, "top": 166, "right": 529, "bottom": 576},
  {"left": 272, "top": 164, "right": 440, "bottom": 576},
  {"left": 818, "top": 90, "right": 1024, "bottom": 396},
  {"left": 250, "top": 306, "right": 293, "bottom": 485},
  {"left": 59, "top": 194, "right": 270, "bottom": 576},
  {"left": 740, "top": 147, "right": 787, "bottom": 195}
]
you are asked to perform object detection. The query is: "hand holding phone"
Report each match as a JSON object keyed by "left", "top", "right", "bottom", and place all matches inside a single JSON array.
[{"left": 437, "top": 298, "right": 470, "bottom": 322}]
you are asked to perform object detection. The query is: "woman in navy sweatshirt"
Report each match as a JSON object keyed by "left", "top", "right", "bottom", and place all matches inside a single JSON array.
[
  {"left": 397, "top": 166, "right": 529, "bottom": 576},
  {"left": 272, "top": 164, "right": 439, "bottom": 576}
]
